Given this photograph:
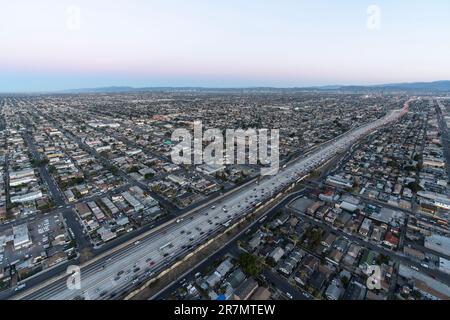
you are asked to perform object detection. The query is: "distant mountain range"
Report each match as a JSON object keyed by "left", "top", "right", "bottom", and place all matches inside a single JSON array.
[
  {"left": 314, "top": 80, "right": 450, "bottom": 92},
  {"left": 60, "top": 80, "right": 450, "bottom": 94}
]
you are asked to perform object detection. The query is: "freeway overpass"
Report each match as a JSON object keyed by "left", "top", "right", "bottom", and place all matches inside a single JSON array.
[{"left": 13, "top": 105, "right": 407, "bottom": 300}]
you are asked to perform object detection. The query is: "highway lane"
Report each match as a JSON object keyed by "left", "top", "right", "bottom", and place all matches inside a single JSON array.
[
  {"left": 13, "top": 105, "right": 407, "bottom": 300},
  {"left": 11, "top": 187, "right": 260, "bottom": 298},
  {"left": 30, "top": 213, "right": 240, "bottom": 299},
  {"left": 435, "top": 99, "right": 450, "bottom": 180},
  {"left": 152, "top": 188, "right": 310, "bottom": 300}
]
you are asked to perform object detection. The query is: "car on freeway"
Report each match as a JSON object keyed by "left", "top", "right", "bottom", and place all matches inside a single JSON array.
[{"left": 15, "top": 284, "right": 26, "bottom": 291}]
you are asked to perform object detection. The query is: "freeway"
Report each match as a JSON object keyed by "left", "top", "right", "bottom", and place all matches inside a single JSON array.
[
  {"left": 435, "top": 99, "right": 450, "bottom": 180},
  {"left": 151, "top": 188, "right": 311, "bottom": 300},
  {"left": 13, "top": 105, "right": 407, "bottom": 300}
]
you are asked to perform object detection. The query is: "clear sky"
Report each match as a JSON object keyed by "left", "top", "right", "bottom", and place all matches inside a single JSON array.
[{"left": 1, "top": 0, "right": 449, "bottom": 92}]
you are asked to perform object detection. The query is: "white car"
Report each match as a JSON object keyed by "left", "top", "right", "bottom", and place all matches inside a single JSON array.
[{"left": 15, "top": 283, "right": 26, "bottom": 291}]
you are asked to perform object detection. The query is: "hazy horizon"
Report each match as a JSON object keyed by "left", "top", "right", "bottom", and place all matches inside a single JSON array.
[
  {"left": 3, "top": 80, "right": 450, "bottom": 95},
  {"left": 1, "top": 0, "right": 450, "bottom": 92}
]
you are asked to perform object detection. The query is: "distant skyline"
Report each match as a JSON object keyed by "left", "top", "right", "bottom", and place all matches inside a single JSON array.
[{"left": 1, "top": 0, "right": 450, "bottom": 92}]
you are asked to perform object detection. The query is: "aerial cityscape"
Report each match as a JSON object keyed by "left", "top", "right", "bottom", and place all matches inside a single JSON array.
[{"left": 1, "top": 0, "right": 450, "bottom": 312}]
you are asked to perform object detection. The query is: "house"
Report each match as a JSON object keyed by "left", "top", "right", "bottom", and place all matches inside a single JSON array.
[
  {"left": 303, "top": 255, "right": 319, "bottom": 273},
  {"left": 250, "top": 287, "right": 271, "bottom": 300},
  {"left": 279, "top": 256, "right": 299, "bottom": 276},
  {"left": 327, "top": 249, "right": 344, "bottom": 265},
  {"left": 248, "top": 233, "right": 262, "bottom": 251},
  {"left": 75, "top": 203, "right": 92, "bottom": 218},
  {"left": 343, "top": 244, "right": 362, "bottom": 266},
  {"left": 205, "top": 271, "right": 222, "bottom": 288},
  {"left": 65, "top": 189, "right": 75, "bottom": 202},
  {"left": 226, "top": 268, "right": 246, "bottom": 289},
  {"left": 359, "top": 249, "right": 377, "bottom": 271},
  {"left": 333, "top": 237, "right": 349, "bottom": 252},
  {"left": 307, "top": 201, "right": 324, "bottom": 216},
  {"left": 276, "top": 213, "right": 290, "bottom": 225},
  {"left": 359, "top": 218, "right": 372, "bottom": 237},
  {"left": 234, "top": 277, "right": 258, "bottom": 300},
  {"left": 309, "top": 270, "right": 327, "bottom": 291},
  {"left": 342, "top": 281, "right": 367, "bottom": 300},
  {"left": 325, "top": 278, "right": 344, "bottom": 300},
  {"left": 216, "top": 258, "right": 234, "bottom": 277},
  {"left": 321, "top": 233, "right": 337, "bottom": 248},
  {"left": 268, "top": 247, "right": 285, "bottom": 263},
  {"left": 383, "top": 231, "right": 399, "bottom": 248}
]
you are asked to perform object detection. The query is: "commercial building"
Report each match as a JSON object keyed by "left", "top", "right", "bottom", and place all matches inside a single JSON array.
[
  {"left": 13, "top": 223, "right": 32, "bottom": 250},
  {"left": 424, "top": 235, "right": 450, "bottom": 257},
  {"left": 10, "top": 191, "right": 43, "bottom": 203}
]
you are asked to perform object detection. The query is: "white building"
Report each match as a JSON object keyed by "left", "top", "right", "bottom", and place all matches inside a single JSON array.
[
  {"left": 326, "top": 175, "right": 353, "bottom": 188},
  {"left": 122, "top": 191, "right": 144, "bottom": 211},
  {"left": 9, "top": 176, "right": 37, "bottom": 187},
  {"left": 417, "top": 191, "right": 450, "bottom": 210},
  {"left": 196, "top": 163, "right": 225, "bottom": 175},
  {"left": 268, "top": 247, "right": 285, "bottom": 263},
  {"left": 9, "top": 168, "right": 35, "bottom": 180},
  {"left": 10, "top": 191, "right": 43, "bottom": 204},
  {"left": 13, "top": 224, "right": 32, "bottom": 250}
]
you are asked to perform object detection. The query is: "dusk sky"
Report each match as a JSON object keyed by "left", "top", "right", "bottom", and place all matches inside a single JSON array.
[{"left": 1, "top": 0, "right": 450, "bottom": 92}]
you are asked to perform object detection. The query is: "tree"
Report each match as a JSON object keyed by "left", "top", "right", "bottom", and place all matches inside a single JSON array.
[
  {"left": 387, "top": 159, "right": 399, "bottom": 168},
  {"left": 238, "top": 253, "right": 263, "bottom": 277},
  {"left": 265, "top": 257, "right": 276, "bottom": 267},
  {"left": 341, "top": 276, "right": 350, "bottom": 288},
  {"left": 144, "top": 172, "right": 155, "bottom": 180},
  {"left": 128, "top": 166, "right": 140, "bottom": 173},
  {"left": 110, "top": 166, "right": 118, "bottom": 176},
  {"left": 151, "top": 185, "right": 161, "bottom": 193},
  {"left": 407, "top": 182, "right": 423, "bottom": 193},
  {"left": 309, "top": 170, "right": 321, "bottom": 178},
  {"left": 376, "top": 253, "right": 390, "bottom": 265},
  {"left": 416, "top": 163, "right": 423, "bottom": 172}
]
